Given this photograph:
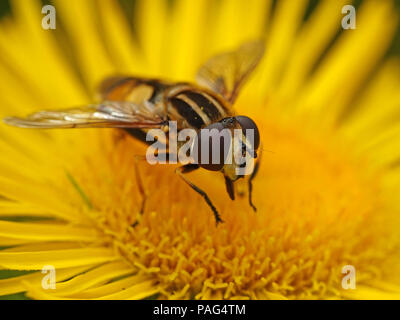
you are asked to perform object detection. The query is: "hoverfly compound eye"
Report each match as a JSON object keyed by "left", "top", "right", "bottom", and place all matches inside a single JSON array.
[
  {"left": 235, "top": 116, "right": 260, "bottom": 151},
  {"left": 193, "top": 122, "right": 231, "bottom": 171}
]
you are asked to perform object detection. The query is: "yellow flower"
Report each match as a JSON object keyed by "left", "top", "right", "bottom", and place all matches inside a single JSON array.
[{"left": 0, "top": 0, "right": 400, "bottom": 300}]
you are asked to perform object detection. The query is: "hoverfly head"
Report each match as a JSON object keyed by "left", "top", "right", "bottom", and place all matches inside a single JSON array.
[
  {"left": 234, "top": 116, "right": 260, "bottom": 158},
  {"left": 192, "top": 116, "right": 260, "bottom": 177}
]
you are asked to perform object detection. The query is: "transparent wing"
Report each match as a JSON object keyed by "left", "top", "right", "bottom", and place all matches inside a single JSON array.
[
  {"left": 196, "top": 40, "right": 265, "bottom": 104},
  {"left": 3, "top": 101, "right": 166, "bottom": 129}
]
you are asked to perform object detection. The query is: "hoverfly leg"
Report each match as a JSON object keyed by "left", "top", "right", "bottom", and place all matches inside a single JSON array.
[
  {"left": 131, "top": 155, "right": 148, "bottom": 227},
  {"left": 175, "top": 164, "right": 224, "bottom": 226},
  {"left": 131, "top": 153, "right": 178, "bottom": 227},
  {"left": 248, "top": 145, "right": 262, "bottom": 212},
  {"left": 224, "top": 176, "right": 235, "bottom": 200}
]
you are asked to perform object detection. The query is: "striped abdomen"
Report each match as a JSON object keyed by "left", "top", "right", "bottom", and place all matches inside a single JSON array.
[{"left": 166, "top": 85, "right": 231, "bottom": 130}]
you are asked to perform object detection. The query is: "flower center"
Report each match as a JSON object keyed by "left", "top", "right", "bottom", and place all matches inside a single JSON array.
[{"left": 71, "top": 114, "right": 393, "bottom": 299}]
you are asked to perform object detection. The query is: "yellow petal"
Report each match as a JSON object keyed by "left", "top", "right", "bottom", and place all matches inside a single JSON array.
[
  {"left": 67, "top": 274, "right": 151, "bottom": 299},
  {"left": 277, "top": 0, "right": 349, "bottom": 100},
  {"left": 52, "top": 0, "right": 115, "bottom": 89},
  {"left": 0, "top": 201, "right": 50, "bottom": 218},
  {"left": 296, "top": 0, "right": 398, "bottom": 126},
  {"left": 0, "top": 220, "right": 99, "bottom": 242},
  {"left": 94, "top": 280, "right": 158, "bottom": 300},
  {"left": 0, "top": 247, "right": 117, "bottom": 270},
  {"left": 135, "top": 0, "right": 168, "bottom": 76},
  {"left": 97, "top": 0, "right": 142, "bottom": 74},
  {"left": 9, "top": 0, "right": 88, "bottom": 106},
  {"left": 42, "top": 261, "right": 135, "bottom": 296},
  {"left": 0, "top": 265, "right": 91, "bottom": 296},
  {"left": 256, "top": 0, "right": 308, "bottom": 96},
  {"left": 341, "top": 285, "right": 400, "bottom": 300}
]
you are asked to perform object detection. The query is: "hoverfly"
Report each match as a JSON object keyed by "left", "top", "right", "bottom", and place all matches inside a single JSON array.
[{"left": 4, "top": 41, "right": 265, "bottom": 225}]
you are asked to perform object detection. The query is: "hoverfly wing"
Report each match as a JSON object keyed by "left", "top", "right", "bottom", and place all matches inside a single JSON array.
[
  {"left": 196, "top": 40, "right": 265, "bottom": 104},
  {"left": 3, "top": 101, "right": 166, "bottom": 129}
]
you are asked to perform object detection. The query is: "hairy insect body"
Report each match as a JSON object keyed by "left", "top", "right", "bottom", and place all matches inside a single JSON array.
[{"left": 4, "top": 41, "right": 265, "bottom": 224}]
